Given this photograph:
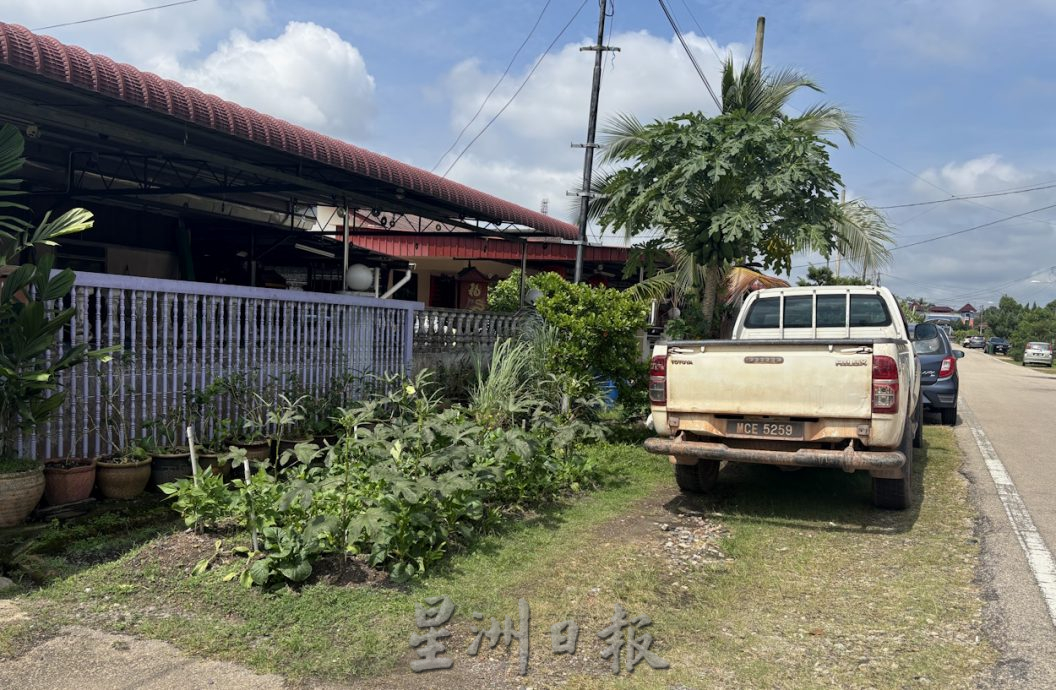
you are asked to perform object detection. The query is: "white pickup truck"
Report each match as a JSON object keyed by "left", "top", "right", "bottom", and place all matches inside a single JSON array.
[{"left": 644, "top": 285, "right": 925, "bottom": 510}]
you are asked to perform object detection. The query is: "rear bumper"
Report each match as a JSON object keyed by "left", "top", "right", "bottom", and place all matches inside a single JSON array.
[
  {"left": 643, "top": 436, "right": 906, "bottom": 472},
  {"left": 921, "top": 379, "right": 958, "bottom": 409}
]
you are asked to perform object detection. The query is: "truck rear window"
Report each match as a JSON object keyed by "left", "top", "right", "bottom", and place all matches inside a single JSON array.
[{"left": 743, "top": 294, "right": 893, "bottom": 329}]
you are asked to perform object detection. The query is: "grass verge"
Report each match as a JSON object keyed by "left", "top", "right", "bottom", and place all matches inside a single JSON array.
[{"left": 1, "top": 431, "right": 995, "bottom": 689}]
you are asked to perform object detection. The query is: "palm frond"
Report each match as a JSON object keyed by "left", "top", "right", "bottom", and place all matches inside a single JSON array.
[
  {"left": 723, "top": 266, "right": 790, "bottom": 305},
  {"left": 599, "top": 112, "right": 648, "bottom": 163},
  {"left": 833, "top": 199, "right": 894, "bottom": 274}
]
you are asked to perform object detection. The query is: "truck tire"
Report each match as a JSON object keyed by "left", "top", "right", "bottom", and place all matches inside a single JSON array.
[
  {"left": 941, "top": 406, "right": 957, "bottom": 426},
  {"left": 674, "top": 457, "right": 719, "bottom": 494},
  {"left": 872, "top": 419, "right": 913, "bottom": 510},
  {"left": 913, "top": 398, "right": 923, "bottom": 448}
]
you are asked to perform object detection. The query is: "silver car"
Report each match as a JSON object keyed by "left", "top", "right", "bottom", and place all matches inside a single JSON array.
[{"left": 1023, "top": 341, "right": 1053, "bottom": 367}]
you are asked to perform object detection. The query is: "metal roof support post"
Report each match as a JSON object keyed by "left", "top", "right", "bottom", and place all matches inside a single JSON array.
[
  {"left": 519, "top": 240, "right": 528, "bottom": 307},
  {"left": 341, "top": 201, "right": 350, "bottom": 291}
]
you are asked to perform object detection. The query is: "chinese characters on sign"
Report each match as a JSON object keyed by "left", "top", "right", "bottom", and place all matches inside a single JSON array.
[{"left": 409, "top": 596, "right": 669, "bottom": 676}]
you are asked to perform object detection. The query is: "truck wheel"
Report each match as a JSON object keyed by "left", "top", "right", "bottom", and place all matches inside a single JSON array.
[
  {"left": 941, "top": 406, "right": 957, "bottom": 426},
  {"left": 872, "top": 419, "right": 914, "bottom": 510},
  {"left": 913, "top": 399, "right": 924, "bottom": 448},
  {"left": 674, "top": 458, "right": 719, "bottom": 494}
]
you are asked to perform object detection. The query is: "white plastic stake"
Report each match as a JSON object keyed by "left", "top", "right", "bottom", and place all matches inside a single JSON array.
[
  {"left": 186, "top": 426, "right": 199, "bottom": 484},
  {"left": 243, "top": 457, "right": 259, "bottom": 552}
]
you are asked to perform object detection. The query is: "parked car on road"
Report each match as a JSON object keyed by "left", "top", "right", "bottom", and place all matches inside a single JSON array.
[
  {"left": 986, "top": 337, "right": 1010, "bottom": 355},
  {"left": 911, "top": 323, "right": 963, "bottom": 426},
  {"left": 1023, "top": 341, "right": 1053, "bottom": 367},
  {"left": 965, "top": 335, "right": 986, "bottom": 349}
]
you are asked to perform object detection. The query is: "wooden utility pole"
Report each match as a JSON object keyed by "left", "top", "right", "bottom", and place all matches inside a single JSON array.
[
  {"left": 573, "top": 0, "right": 616, "bottom": 283},
  {"left": 752, "top": 17, "right": 765, "bottom": 77}
]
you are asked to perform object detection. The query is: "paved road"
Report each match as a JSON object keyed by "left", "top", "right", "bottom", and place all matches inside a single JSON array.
[{"left": 953, "top": 347, "right": 1056, "bottom": 688}]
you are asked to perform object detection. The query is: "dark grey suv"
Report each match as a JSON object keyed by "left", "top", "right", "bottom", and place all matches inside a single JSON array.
[{"left": 910, "top": 322, "right": 964, "bottom": 426}]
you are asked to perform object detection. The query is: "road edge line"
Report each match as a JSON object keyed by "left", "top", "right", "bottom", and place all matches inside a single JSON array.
[{"left": 961, "top": 399, "right": 1056, "bottom": 627}]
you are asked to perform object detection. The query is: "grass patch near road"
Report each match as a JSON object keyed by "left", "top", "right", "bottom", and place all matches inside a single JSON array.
[{"left": 2, "top": 431, "right": 994, "bottom": 688}]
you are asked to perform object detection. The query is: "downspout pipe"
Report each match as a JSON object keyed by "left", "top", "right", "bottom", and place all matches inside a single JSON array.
[{"left": 381, "top": 263, "right": 415, "bottom": 299}]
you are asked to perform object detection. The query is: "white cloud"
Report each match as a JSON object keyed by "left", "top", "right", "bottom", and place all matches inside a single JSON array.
[
  {"left": 167, "top": 22, "right": 376, "bottom": 141},
  {"left": 1, "top": 4, "right": 375, "bottom": 141},
  {"left": 1, "top": 0, "right": 268, "bottom": 70},
  {"left": 440, "top": 31, "right": 747, "bottom": 169},
  {"left": 439, "top": 30, "right": 748, "bottom": 214},
  {"left": 916, "top": 155, "right": 1031, "bottom": 196}
]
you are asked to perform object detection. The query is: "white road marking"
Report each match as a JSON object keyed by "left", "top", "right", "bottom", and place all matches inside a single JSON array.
[{"left": 962, "top": 400, "right": 1056, "bottom": 627}]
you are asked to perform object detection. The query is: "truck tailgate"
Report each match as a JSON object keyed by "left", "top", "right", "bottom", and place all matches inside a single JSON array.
[{"left": 666, "top": 341, "right": 873, "bottom": 418}]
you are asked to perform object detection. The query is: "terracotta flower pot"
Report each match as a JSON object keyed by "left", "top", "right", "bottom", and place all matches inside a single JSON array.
[
  {"left": 150, "top": 450, "right": 192, "bottom": 490},
  {"left": 43, "top": 458, "right": 97, "bottom": 505},
  {"left": 236, "top": 439, "right": 272, "bottom": 461},
  {"left": 96, "top": 457, "right": 152, "bottom": 500},
  {"left": 195, "top": 452, "right": 231, "bottom": 480},
  {"left": 0, "top": 467, "right": 45, "bottom": 527},
  {"left": 275, "top": 437, "right": 314, "bottom": 469}
]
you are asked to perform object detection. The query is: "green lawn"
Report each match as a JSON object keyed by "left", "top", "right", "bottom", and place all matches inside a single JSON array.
[{"left": 1, "top": 430, "right": 995, "bottom": 688}]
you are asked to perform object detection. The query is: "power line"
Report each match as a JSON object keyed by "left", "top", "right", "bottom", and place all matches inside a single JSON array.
[
  {"left": 787, "top": 200, "right": 1056, "bottom": 273},
  {"left": 878, "top": 181, "right": 1056, "bottom": 209},
  {"left": 678, "top": 0, "right": 726, "bottom": 64},
  {"left": 430, "top": 0, "right": 554, "bottom": 173},
  {"left": 890, "top": 201, "right": 1056, "bottom": 252},
  {"left": 656, "top": 0, "right": 722, "bottom": 110},
  {"left": 441, "top": 0, "right": 588, "bottom": 178},
  {"left": 32, "top": 0, "right": 200, "bottom": 31}
]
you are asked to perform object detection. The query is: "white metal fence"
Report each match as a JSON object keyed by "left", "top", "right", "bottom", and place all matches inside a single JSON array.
[{"left": 25, "top": 272, "right": 421, "bottom": 459}]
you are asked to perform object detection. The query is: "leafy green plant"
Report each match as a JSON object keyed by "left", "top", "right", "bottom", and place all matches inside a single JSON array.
[
  {"left": 159, "top": 471, "right": 231, "bottom": 532},
  {"left": 164, "top": 363, "right": 612, "bottom": 587},
  {"left": 0, "top": 123, "right": 110, "bottom": 463},
  {"left": 487, "top": 272, "right": 647, "bottom": 403},
  {"left": 94, "top": 352, "right": 150, "bottom": 463}
]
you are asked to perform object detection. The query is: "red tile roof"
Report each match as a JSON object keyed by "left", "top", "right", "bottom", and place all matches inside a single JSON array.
[
  {"left": 957, "top": 303, "right": 977, "bottom": 313},
  {"left": 0, "top": 22, "right": 579, "bottom": 241}
]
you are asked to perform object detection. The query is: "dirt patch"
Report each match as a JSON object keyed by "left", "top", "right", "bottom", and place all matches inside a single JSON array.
[
  {"left": 0, "top": 600, "right": 27, "bottom": 625},
  {"left": 311, "top": 554, "right": 391, "bottom": 587},
  {"left": 127, "top": 531, "right": 218, "bottom": 576},
  {"left": 0, "top": 626, "right": 285, "bottom": 690}
]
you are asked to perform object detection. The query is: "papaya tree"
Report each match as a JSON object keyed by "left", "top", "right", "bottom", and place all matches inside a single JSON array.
[{"left": 593, "top": 57, "right": 892, "bottom": 337}]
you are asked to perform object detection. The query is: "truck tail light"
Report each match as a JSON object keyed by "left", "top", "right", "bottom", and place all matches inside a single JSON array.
[
  {"left": 872, "top": 355, "right": 899, "bottom": 414},
  {"left": 938, "top": 355, "right": 956, "bottom": 379},
  {"left": 649, "top": 355, "right": 667, "bottom": 405}
]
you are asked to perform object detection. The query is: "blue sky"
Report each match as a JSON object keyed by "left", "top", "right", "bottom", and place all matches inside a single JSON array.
[{"left": 3, "top": 0, "right": 1056, "bottom": 309}]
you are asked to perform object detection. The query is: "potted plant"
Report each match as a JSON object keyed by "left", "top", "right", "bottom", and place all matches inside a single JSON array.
[
  {"left": 187, "top": 384, "right": 232, "bottom": 480},
  {"left": 42, "top": 427, "right": 97, "bottom": 505},
  {"left": 263, "top": 392, "right": 312, "bottom": 474},
  {"left": 94, "top": 353, "right": 152, "bottom": 499},
  {"left": 214, "top": 372, "right": 271, "bottom": 462},
  {"left": 0, "top": 123, "right": 106, "bottom": 525},
  {"left": 144, "top": 403, "right": 192, "bottom": 490}
]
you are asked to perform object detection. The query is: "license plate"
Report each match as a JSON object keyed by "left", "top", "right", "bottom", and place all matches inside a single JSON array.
[{"left": 726, "top": 420, "right": 805, "bottom": 440}]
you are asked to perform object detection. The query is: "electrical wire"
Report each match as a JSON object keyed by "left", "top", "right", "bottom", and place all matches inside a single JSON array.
[
  {"left": 430, "top": 0, "right": 554, "bottom": 173},
  {"left": 32, "top": 0, "right": 200, "bottom": 31},
  {"left": 656, "top": 0, "right": 722, "bottom": 110},
  {"left": 678, "top": 0, "right": 726, "bottom": 64},
  {"left": 888, "top": 201, "right": 1056, "bottom": 252},
  {"left": 441, "top": 0, "right": 589, "bottom": 178},
  {"left": 877, "top": 181, "right": 1056, "bottom": 209}
]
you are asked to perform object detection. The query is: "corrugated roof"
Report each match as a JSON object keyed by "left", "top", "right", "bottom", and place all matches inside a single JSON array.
[
  {"left": 0, "top": 22, "right": 579, "bottom": 241},
  {"left": 350, "top": 234, "right": 628, "bottom": 262}
]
